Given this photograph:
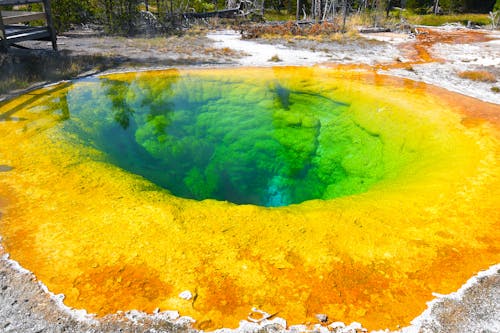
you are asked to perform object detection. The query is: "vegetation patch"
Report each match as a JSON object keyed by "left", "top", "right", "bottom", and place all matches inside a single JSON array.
[
  {"left": 405, "top": 13, "right": 491, "bottom": 26},
  {"left": 268, "top": 54, "right": 282, "bottom": 62},
  {"left": 0, "top": 51, "right": 113, "bottom": 96},
  {"left": 242, "top": 21, "right": 343, "bottom": 39},
  {"left": 458, "top": 70, "right": 497, "bottom": 83}
]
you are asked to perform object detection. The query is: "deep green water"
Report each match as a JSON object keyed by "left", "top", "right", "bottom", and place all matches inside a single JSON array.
[{"left": 59, "top": 72, "right": 386, "bottom": 207}]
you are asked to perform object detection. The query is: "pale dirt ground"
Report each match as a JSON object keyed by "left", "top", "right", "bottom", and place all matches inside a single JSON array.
[
  {"left": 380, "top": 28, "right": 500, "bottom": 105},
  {"left": 0, "top": 26, "right": 499, "bottom": 333}
]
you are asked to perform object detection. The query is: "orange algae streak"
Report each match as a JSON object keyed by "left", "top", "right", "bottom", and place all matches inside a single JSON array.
[
  {"left": 408, "top": 28, "right": 492, "bottom": 64},
  {"left": 343, "top": 28, "right": 495, "bottom": 72},
  {"left": 0, "top": 67, "right": 499, "bottom": 331},
  {"left": 74, "top": 262, "right": 173, "bottom": 314},
  {"left": 326, "top": 28, "right": 493, "bottom": 72}
]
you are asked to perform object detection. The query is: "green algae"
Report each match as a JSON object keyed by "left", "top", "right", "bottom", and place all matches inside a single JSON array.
[{"left": 47, "top": 71, "right": 394, "bottom": 206}]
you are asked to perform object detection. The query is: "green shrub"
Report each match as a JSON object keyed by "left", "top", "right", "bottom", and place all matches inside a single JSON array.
[
  {"left": 406, "top": 0, "right": 432, "bottom": 14},
  {"left": 406, "top": 13, "right": 491, "bottom": 26},
  {"left": 51, "top": 0, "right": 97, "bottom": 32},
  {"left": 51, "top": 0, "right": 142, "bottom": 34}
]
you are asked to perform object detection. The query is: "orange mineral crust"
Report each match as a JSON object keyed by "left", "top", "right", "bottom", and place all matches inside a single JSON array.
[
  {"left": 324, "top": 27, "right": 494, "bottom": 72},
  {"left": 0, "top": 67, "right": 499, "bottom": 331}
]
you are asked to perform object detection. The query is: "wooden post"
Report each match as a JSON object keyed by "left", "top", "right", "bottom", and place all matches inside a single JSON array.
[
  {"left": 42, "top": 0, "right": 57, "bottom": 50},
  {"left": 0, "top": 10, "right": 8, "bottom": 52},
  {"left": 433, "top": 0, "right": 439, "bottom": 14}
]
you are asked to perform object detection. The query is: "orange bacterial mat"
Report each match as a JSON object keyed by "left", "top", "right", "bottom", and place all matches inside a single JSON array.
[{"left": 0, "top": 67, "right": 499, "bottom": 331}]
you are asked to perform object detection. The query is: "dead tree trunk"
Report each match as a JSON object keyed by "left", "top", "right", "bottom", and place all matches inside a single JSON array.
[
  {"left": 321, "top": 0, "right": 337, "bottom": 21},
  {"left": 341, "top": 0, "right": 348, "bottom": 32},
  {"left": 322, "top": 0, "right": 329, "bottom": 20},
  {"left": 433, "top": 0, "right": 439, "bottom": 14},
  {"left": 358, "top": 0, "right": 367, "bottom": 13}
]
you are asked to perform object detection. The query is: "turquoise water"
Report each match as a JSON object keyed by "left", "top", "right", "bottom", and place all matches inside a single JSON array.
[{"left": 59, "top": 72, "right": 385, "bottom": 206}]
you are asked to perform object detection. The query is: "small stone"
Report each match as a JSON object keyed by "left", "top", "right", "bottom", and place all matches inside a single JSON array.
[
  {"left": 348, "top": 322, "right": 362, "bottom": 329},
  {"left": 328, "top": 321, "right": 346, "bottom": 330},
  {"left": 178, "top": 290, "right": 193, "bottom": 300},
  {"left": 162, "top": 310, "right": 180, "bottom": 320},
  {"left": 264, "top": 317, "right": 287, "bottom": 328},
  {"left": 345, "top": 322, "right": 363, "bottom": 332},
  {"left": 313, "top": 324, "right": 330, "bottom": 333},
  {"left": 289, "top": 325, "right": 308, "bottom": 332},
  {"left": 0, "top": 165, "right": 13, "bottom": 172},
  {"left": 315, "top": 313, "right": 328, "bottom": 323},
  {"left": 176, "top": 316, "right": 195, "bottom": 326}
]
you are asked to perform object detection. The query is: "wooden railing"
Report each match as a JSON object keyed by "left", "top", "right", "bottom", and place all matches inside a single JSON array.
[{"left": 0, "top": 0, "right": 57, "bottom": 51}]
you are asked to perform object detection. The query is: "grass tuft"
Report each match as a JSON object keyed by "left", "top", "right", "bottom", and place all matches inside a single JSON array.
[{"left": 268, "top": 54, "right": 282, "bottom": 62}]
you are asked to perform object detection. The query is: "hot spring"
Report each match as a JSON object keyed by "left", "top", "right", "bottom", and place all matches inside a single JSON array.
[
  {"left": 0, "top": 67, "right": 499, "bottom": 331},
  {"left": 59, "top": 70, "right": 388, "bottom": 207}
]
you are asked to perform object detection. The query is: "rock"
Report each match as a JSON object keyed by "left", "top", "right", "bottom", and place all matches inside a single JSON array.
[
  {"left": 329, "top": 321, "right": 346, "bottom": 329},
  {"left": 178, "top": 290, "right": 193, "bottom": 300},
  {"left": 0, "top": 165, "right": 13, "bottom": 172},
  {"left": 315, "top": 313, "right": 328, "bottom": 323}
]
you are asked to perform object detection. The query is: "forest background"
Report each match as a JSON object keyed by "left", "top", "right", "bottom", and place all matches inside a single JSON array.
[{"left": 3, "top": 0, "right": 500, "bottom": 35}]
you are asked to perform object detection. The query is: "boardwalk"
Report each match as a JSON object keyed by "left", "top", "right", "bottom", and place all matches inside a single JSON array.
[{"left": 0, "top": 0, "right": 57, "bottom": 51}]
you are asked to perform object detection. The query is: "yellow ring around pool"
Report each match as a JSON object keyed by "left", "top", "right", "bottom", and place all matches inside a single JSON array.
[{"left": 0, "top": 67, "right": 499, "bottom": 331}]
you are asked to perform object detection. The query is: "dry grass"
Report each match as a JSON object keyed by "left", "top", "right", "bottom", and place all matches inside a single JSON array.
[
  {"left": 122, "top": 34, "right": 244, "bottom": 59},
  {"left": 202, "top": 46, "right": 243, "bottom": 57},
  {"left": 346, "top": 12, "right": 377, "bottom": 29},
  {"left": 239, "top": 12, "right": 376, "bottom": 42},
  {"left": 241, "top": 21, "right": 346, "bottom": 40},
  {"left": 0, "top": 52, "right": 115, "bottom": 96},
  {"left": 0, "top": 76, "right": 31, "bottom": 95},
  {"left": 458, "top": 70, "right": 497, "bottom": 83},
  {"left": 126, "top": 36, "right": 168, "bottom": 49},
  {"left": 0, "top": 32, "right": 243, "bottom": 98}
]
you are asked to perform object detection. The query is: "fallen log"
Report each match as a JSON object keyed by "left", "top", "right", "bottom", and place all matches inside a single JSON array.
[
  {"left": 182, "top": 8, "right": 240, "bottom": 19},
  {"left": 358, "top": 27, "right": 391, "bottom": 33}
]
